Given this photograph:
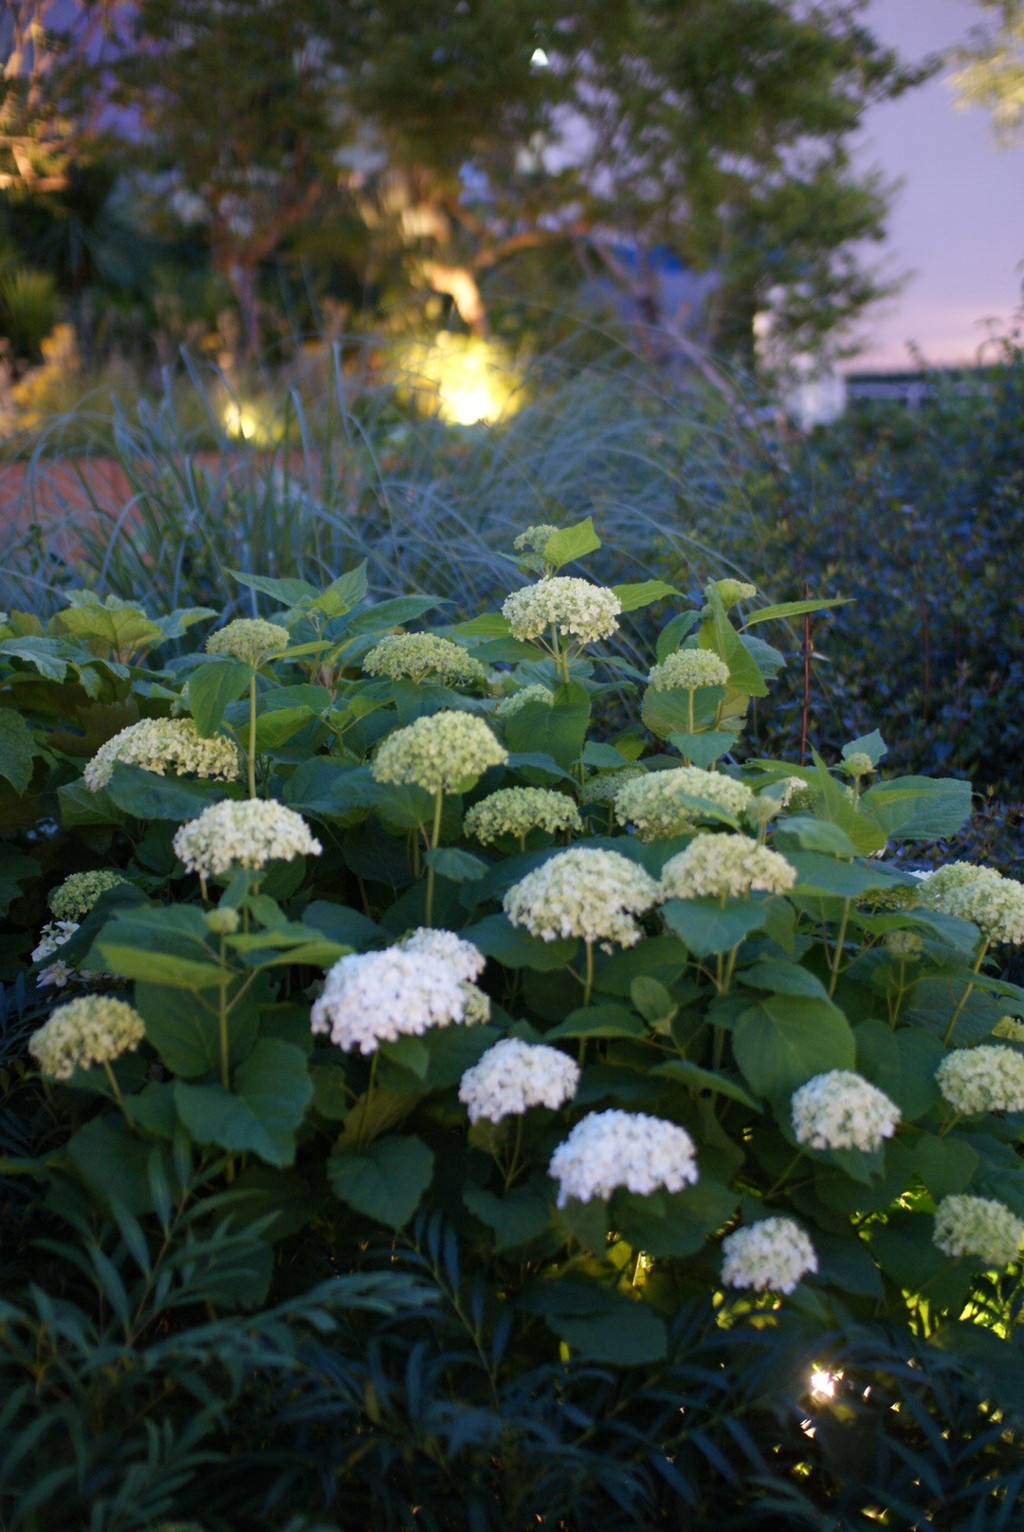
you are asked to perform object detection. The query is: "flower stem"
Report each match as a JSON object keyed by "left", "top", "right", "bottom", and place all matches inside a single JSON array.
[
  {"left": 827, "top": 899, "right": 852, "bottom": 997},
  {"left": 218, "top": 983, "right": 231, "bottom": 1089},
  {"left": 247, "top": 672, "right": 258, "bottom": 799},
  {"left": 425, "top": 787, "right": 445, "bottom": 927},
  {"left": 102, "top": 1060, "right": 126, "bottom": 1116},
  {"left": 944, "top": 941, "right": 989, "bottom": 1045}
]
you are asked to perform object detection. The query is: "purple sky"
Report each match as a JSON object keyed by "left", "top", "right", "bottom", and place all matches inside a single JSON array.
[{"left": 847, "top": 0, "right": 1024, "bottom": 370}]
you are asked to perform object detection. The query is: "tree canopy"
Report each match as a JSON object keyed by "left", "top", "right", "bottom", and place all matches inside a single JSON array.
[{"left": 5, "top": 0, "right": 925, "bottom": 362}]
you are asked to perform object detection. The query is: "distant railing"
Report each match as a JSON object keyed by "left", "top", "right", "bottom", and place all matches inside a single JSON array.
[{"left": 844, "top": 368, "right": 993, "bottom": 408}]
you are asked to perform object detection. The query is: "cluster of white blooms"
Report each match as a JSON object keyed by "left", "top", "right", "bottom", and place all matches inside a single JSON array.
[
  {"left": 658, "top": 833, "right": 796, "bottom": 902},
  {"left": 993, "top": 1015, "right": 1024, "bottom": 1043},
  {"left": 933, "top": 1194, "right": 1024, "bottom": 1266},
  {"left": 615, "top": 766, "right": 753, "bottom": 842},
  {"left": 646, "top": 649, "right": 730, "bottom": 692},
  {"left": 513, "top": 524, "right": 559, "bottom": 554},
  {"left": 459, "top": 1038, "right": 580, "bottom": 1124},
  {"left": 49, "top": 869, "right": 133, "bottom": 921},
  {"left": 579, "top": 765, "right": 646, "bottom": 807},
  {"left": 84, "top": 718, "right": 242, "bottom": 792},
  {"left": 884, "top": 929, "right": 924, "bottom": 960},
  {"left": 363, "top": 632, "right": 486, "bottom": 687},
  {"left": 397, "top": 926, "right": 486, "bottom": 981},
  {"left": 494, "top": 684, "right": 553, "bottom": 719},
  {"left": 205, "top": 617, "right": 289, "bottom": 666},
  {"left": 720, "top": 1217, "right": 819, "bottom": 1295},
  {"left": 502, "top": 578, "right": 622, "bottom": 646},
  {"left": 547, "top": 1109, "right": 699, "bottom": 1207},
  {"left": 464, "top": 787, "right": 582, "bottom": 845},
  {"left": 31, "top": 920, "right": 81, "bottom": 988},
  {"left": 311, "top": 935, "right": 487, "bottom": 1054},
  {"left": 372, "top": 711, "right": 507, "bottom": 794},
  {"left": 29, "top": 995, "right": 146, "bottom": 1079},
  {"left": 936, "top": 1045, "right": 1024, "bottom": 1114},
  {"left": 504, "top": 847, "right": 659, "bottom": 949},
  {"left": 791, "top": 1070, "right": 901, "bottom": 1152},
  {"left": 173, "top": 799, "right": 322, "bottom": 877},
  {"left": 915, "top": 862, "right": 1024, "bottom": 944}
]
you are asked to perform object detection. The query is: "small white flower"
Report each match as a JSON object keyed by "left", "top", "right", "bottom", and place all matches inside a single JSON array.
[
  {"left": 721, "top": 1218, "right": 818, "bottom": 1294},
  {"left": 936, "top": 1045, "right": 1024, "bottom": 1114},
  {"left": 32, "top": 919, "right": 80, "bottom": 964},
  {"left": 791, "top": 1070, "right": 901, "bottom": 1152},
  {"left": 504, "top": 847, "right": 659, "bottom": 949},
  {"left": 459, "top": 1038, "right": 580, "bottom": 1123},
  {"left": 398, "top": 926, "right": 486, "bottom": 983},
  {"left": 548, "top": 1109, "right": 699, "bottom": 1206},
  {"left": 173, "top": 799, "right": 322, "bottom": 877}
]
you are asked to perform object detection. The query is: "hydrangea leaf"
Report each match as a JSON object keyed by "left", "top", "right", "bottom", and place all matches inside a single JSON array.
[{"left": 328, "top": 1133, "right": 434, "bottom": 1229}]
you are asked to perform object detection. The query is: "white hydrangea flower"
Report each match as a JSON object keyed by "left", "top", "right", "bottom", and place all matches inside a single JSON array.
[
  {"left": 464, "top": 787, "right": 582, "bottom": 845},
  {"left": 372, "top": 710, "right": 507, "bottom": 794},
  {"left": 547, "top": 1109, "right": 699, "bottom": 1207},
  {"left": 721, "top": 1217, "right": 818, "bottom": 1294},
  {"left": 933, "top": 1194, "right": 1024, "bottom": 1266},
  {"left": 936, "top": 1045, "right": 1024, "bottom": 1114},
  {"left": 502, "top": 577, "right": 622, "bottom": 646},
  {"left": 914, "top": 862, "right": 1024, "bottom": 944},
  {"left": 614, "top": 766, "right": 753, "bottom": 841},
  {"left": 494, "top": 684, "right": 554, "bottom": 719},
  {"left": 84, "top": 718, "right": 242, "bottom": 792},
  {"left": 36, "top": 959, "right": 77, "bottom": 989},
  {"left": 173, "top": 799, "right": 322, "bottom": 877},
  {"left": 647, "top": 649, "right": 730, "bottom": 692},
  {"left": 459, "top": 1038, "right": 580, "bottom": 1123},
  {"left": 32, "top": 919, "right": 80, "bottom": 964},
  {"left": 363, "top": 632, "right": 486, "bottom": 687},
  {"left": 709, "top": 579, "right": 757, "bottom": 607},
  {"left": 48, "top": 870, "right": 133, "bottom": 921},
  {"left": 658, "top": 833, "right": 796, "bottom": 901},
  {"left": 310, "top": 944, "right": 487, "bottom": 1054},
  {"left": 29, "top": 995, "right": 146, "bottom": 1080},
  {"left": 513, "top": 524, "right": 559, "bottom": 554},
  {"left": 843, "top": 751, "right": 875, "bottom": 778},
  {"left": 790, "top": 1070, "right": 901, "bottom": 1152},
  {"left": 397, "top": 926, "right": 486, "bottom": 983},
  {"left": 884, "top": 929, "right": 923, "bottom": 960},
  {"left": 504, "top": 847, "right": 659, "bottom": 949},
  {"left": 205, "top": 617, "right": 289, "bottom": 666},
  {"left": 993, "top": 1015, "right": 1024, "bottom": 1043},
  {"left": 579, "top": 765, "right": 646, "bottom": 807}
]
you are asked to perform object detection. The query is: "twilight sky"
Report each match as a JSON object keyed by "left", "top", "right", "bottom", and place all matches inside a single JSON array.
[{"left": 846, "top": 0, "right": 1024, "bottom": 371}]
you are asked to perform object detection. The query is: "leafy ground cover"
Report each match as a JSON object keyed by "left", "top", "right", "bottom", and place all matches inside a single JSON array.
[{"left": 5, "top": 518, "right": 1024, "bottom": 1528}]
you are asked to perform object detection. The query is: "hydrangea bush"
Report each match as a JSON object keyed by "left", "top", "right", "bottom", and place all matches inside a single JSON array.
[{"left": 5, "top": 515, "right": 1024, "bottom": 1378}]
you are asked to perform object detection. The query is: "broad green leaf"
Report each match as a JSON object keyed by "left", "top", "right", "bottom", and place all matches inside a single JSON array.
[
  {"left": 423, "top": 847, "right": 488, "bottom": 882},
  {"left": 520, "top": 1279, "right": 666, "bottom": 1364},
  {"left": 630, "top": 976, "right": 678, "bottom": 1029},
  {"left": 310, "top": 562, "right": 368, "bottom": 617},
  {"left": 741, "top": 597, "right": 850, "bottom": 628},
  {"left": 813, "top": 1231, "right": 884, "bottom": 1298},
  {"left": 101, "top": 944, "right": 230, "bottom": 989},
  {"left": 662, "top": 897, "right": 772, "bottom": 958},
  {"left": 464, "top": 913, "right": 575, "bottom": 971},
  {"left": 775, "top": 815, "right": 858, "bottom": 855},
  {"left": 464, "top": 1186, "right": 551, "bottom": 1251},
  {"left": 785, "top": 852, "right": 905, "bottom": 898},
  {"left": 0, "top": 849, "right": 39, "bottom": 917},
  {"left": 655, "top": 610, "right": 701, "bottom": 662},
  {"left": 0, "top": 635, "right": 68, "bottom": 680},
  {"left": 545, "top": 1003, "right": 645, "bottom": 1040},
  {"left": 739, "top": 959, "right": 831, "bottom": 1001},
  {"left": 334, "top": 1087, "right": 421, "bottom": 1150},
  {"left": 302, "top": 899, "right": 381, "bottom": 950},
  {"left": 0, "top": 708, "right": 36, "bottom": 793},
  {"left": 328, "top": 1134, "right": 434, "bottom": 1229},
  {"left": 733, "top": 994, "right": 855, "bottom": 1098},
  {"left": 344, "top": 595, "right": 445, "bottom": 635},
  {"left": 505, "top": 750, "right": 575, "bottom": 782},
  {"left": 504, "top": 697, "right": 590, "bottom": 772},
  {"left": 450, "top": 612, "right": 511, "bottom": 640},
  {"left": 230, "top": 570, "right": 319, "bottom": 607},
  {"left": 843, "top": 730, "right": 887, "bottom": 766},
  {"left": 582, "top": 741, "right": 632, "bottom": 768},
  {"left": 67, "top": 1115, "right": 169, "bottom": 1216},
  {"left": 283, "top": 760, "right": 378, "bottom": 819},
  {"left": 653, "top": 1060, "right": 760, "bottom": 1111},
  {"left": 57, "top": 778, "right": 123, "bottom": 827},
  {"left": 543, "top": 517, "right": 600, "bottom": 569},
  {"left": 173, "top": 1038, "right": 312, "bottom": 1167},
  {"left": 666, "top": 730, "right": 738, "bottom": 768},
  {"left": 136, "top": 979, "right": 259, "bottom": 1078},
  {"left": 614, "top": 1178, "right": 739, "bottom": 1259},
  {"left": 254, "top": 706, "right": 318, "bottom": 751},
  {"left": 311, "top": 1062, "right": 352, "bottom": 1120},
  {"left": 188, "top": 658, "right": 252, "bottom": 735},
  {"left": 861, "top": 777, "right": 972, "bottom": 842},
  {"left": 611, "top": 579, "right": 678, "bottom": 612},
  {"left": 105, "top": 761, "right": 228, "bottom": 822},
  {"left": 55, "top": 595, "right": 164, "bottom": 656},
  {"left": 912, "top": 1132, "right": 979, "bottom": 1198}
]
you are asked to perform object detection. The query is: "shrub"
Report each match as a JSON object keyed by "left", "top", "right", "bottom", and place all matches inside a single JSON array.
[{"left": 5, "top": 518, "right": 1024, "bottom": 1524}]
